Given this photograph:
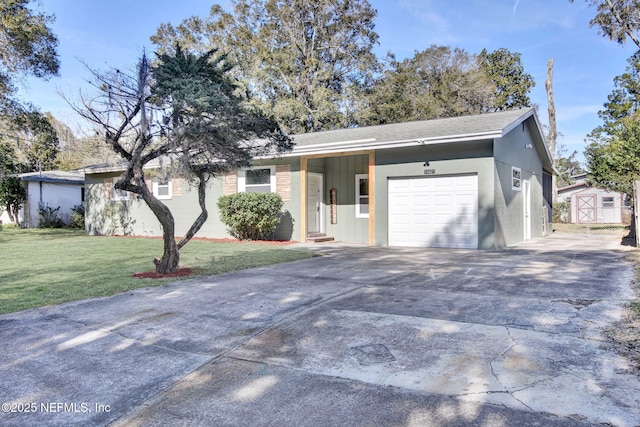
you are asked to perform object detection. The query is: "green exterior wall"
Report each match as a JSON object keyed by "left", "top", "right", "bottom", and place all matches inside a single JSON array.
[
  {"left": 85, "top": 157, "right": 302, "bottom": 240},
  {"left": 493, "top": 118, "right": 544, "bottom": 247},
  {"left": 85, "top": 119, "right": 546, "bottom": 249},
  {"left": 373, "top": 142, "right": 496, "bottom": 249}
]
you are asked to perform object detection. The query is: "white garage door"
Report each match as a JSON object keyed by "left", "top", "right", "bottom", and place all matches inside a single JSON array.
[{"left": 388, "top": 175, "right": 478, "bottom": 249}]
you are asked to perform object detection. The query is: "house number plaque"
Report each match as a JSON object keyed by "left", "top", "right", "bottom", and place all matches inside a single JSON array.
[{"left": 330, "top": 188, "right": 337, "bottom": 224}]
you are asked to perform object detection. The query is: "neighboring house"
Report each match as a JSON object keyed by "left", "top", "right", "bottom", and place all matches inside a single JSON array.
[
  {"left": 557, "top": 175, "right": 626, "bottom": 224},
  {"left": 84, "top": 107, "right": 553, "bottom": 249},
  {"left": 0, "top": 170, "right": 85, "bottom": 227}
]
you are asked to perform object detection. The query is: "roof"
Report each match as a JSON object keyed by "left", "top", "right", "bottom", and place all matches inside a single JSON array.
[
  {"left": 19, "top": 170, "right": 84, "bottom": 185},
  {"left": 557, "top": 181, "right": 587, "bottom": 193},
  {"left": 83, "top": 108, "right": 553, "bottom": 174},
  {"left": 288, "top": 107, "right": 547, "bottom": 156}
]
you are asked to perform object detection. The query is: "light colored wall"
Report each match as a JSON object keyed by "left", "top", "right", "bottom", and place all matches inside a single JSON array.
[
  {"left": 85, "top": 172, "right": 228, "bottom": 237},
  {"left": 374, "top": 141, "right": 496, "bottom": 249},
  {"left": 569, "top": 188, "right": 623, "bottom": 224},
  {"left": 86, "top": 157, "right": 301, "bottom": 240},
  {"left": 24, "top": 181, "right": 83, "bottom": 227},
  {"left": 493, "top": 118, "right": 544, "bottom": 246}
]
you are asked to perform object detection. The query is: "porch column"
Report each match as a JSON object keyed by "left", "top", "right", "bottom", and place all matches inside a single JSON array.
[
  {"left": 300, "top": 156, "right": 308, "bottom": 243},
  {"left": 368, "top": 150, "right": 375, "bottom": 245}
]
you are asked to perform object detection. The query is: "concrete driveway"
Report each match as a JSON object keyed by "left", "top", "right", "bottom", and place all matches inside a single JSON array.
[{"left": 1, "top": 232, "right": 639, "bottom": 426}]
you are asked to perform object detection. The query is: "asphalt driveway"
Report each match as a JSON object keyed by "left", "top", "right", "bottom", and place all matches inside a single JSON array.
[{"left": 1, "top": 232, "right": 640, "bottom": 426}]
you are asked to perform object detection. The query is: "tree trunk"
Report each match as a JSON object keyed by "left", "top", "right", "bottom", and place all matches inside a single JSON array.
[
  {"left": 546, "top": 57, "right": 558, "bottom": 203},
  {"left": 177, "top": 173, "right": 208, "bottom": 250},
  {"left": 146, "top": 195, "right": 180, "bottom": 274},
  {"left": 154, "top": 229, "right": 180, "bottom": 274},
  {"left": 121, "top": 173, "right": 180, "bottom": 274}
]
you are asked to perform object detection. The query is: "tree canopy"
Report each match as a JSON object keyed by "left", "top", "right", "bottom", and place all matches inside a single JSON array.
[
  {"left": 570, "top": 0, "right": 640, "bottom": 48},
  {"left": 585, "top": 116, "right": 640, "bottom": 195},
  {"left": 151, "top": 0, "right": 380, "bottom": 134},
  {"left": 360, "top": 46, "right": 534, "bottom": 126},
  {"left": 477, "top": 48, "right": 535, "bottom": 111},
  {"left": 555, "top": 145, "right": 586, "bottom": 188},
  {"left": 0, "top": 0, "right": 59, "bottom": 113},
  {"left": 74, "top": 47, "right": 292, "bottom": 273},
  {"left": 584, "top": 53, "right": 640, "bottom": 195}
]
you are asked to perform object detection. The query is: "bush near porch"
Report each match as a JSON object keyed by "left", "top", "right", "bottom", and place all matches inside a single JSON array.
[{"left": 217, "top": 192, "right": 284, "bottom": 240}]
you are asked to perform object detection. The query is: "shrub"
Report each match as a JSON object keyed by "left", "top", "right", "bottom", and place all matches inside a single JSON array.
[
  {"left": 38, "top": 203, "right": 65, "bottom": 228},
  {"left": 217, "top": 192, "right": 284, "bottom": 240},
  {"left": 70, "top": 204, "right": 85, "bottom": 229},
  {"left": 553, "top": 201, "right": 570, "bottom": 223}
]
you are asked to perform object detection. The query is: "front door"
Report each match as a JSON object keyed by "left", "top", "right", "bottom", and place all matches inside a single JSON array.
[{"left": 307, "top": 173, "right": 323, "bottom": 234}]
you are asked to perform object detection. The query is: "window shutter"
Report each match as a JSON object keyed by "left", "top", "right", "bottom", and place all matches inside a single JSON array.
[
  {"left": 103, "top": 178, "right": 113, "bottom": 200},
  {"left": 172, "top": 178, "right": 183, "bottom": 197},
  {"left": 223, "top": 172, "right": 237, "bottom": 195},
  {"left": 276, "top": 165, "right": 291, "bottom": 201}
]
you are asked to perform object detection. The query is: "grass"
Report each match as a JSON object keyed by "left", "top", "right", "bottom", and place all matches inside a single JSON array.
[
  {"left": 0, "top": 227, "right": 312, "bottom": 315},
  {"left": 553, "top": 222, "right": 631, "bottom": 235},
  {"left": 553, "top": 222, "right": 640, "bottom": 370},
  {"left": 604, "top": 248, "right": 640, "bottom": 371}
]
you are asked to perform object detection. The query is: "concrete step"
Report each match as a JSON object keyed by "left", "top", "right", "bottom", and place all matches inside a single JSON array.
[{"left": 307, "top": 233, "right": 335, "bottom": 243}]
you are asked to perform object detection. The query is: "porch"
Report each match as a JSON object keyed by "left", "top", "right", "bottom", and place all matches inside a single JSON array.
[{"left": 299, "top": 150, "right": 375, "bottom": 245}]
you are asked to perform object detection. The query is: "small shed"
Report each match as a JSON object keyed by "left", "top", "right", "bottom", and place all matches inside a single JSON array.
[
  {"left": 569, "top": 187, "right": 625, "bottom": 224},
  {"left": 1, "top": 170, "right": 85, "bottom": 227},
  {"left": 558, "top": 175, "right": 626, "bottom": 224}
]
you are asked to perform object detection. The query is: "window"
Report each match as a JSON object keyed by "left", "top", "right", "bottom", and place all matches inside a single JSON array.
[
  {"left": 238, "top": 166, "right": 276, "bottom": 193},
  {"left": 356, "top": 174, "right": 369, "bottom": 218},
  {"left": 512, "top": 167, "right": 521, "bottom": 191},
  {"left": 153, "top": 179, "right": 172, "bottom": 200},
  {"left": 602, "top": 196, "right": 614, "bottom": 208},
  {"left": 112, "top": 188, "right": 130, "bottom": 201}
]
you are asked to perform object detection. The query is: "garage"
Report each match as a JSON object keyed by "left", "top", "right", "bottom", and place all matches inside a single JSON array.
[{"left": 388, "top": 175, "right": 478, "bottom": 249}]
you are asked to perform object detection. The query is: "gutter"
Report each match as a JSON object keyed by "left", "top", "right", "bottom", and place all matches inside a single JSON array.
[{"left": 272, "top": 130, "right": 502, "bottom": 158}]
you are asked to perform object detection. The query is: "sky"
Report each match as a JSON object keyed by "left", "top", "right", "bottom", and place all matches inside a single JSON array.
[{"left": 18, "top": 0, "right": 639, "bottom": 164}]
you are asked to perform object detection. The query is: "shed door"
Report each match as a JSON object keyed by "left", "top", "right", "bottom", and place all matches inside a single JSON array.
[
  {"left": 388, "top": 175, "right": 478, "bottom": 249},
  {"left": 576, "top": 195, "right": 596, "bottom": 223}
]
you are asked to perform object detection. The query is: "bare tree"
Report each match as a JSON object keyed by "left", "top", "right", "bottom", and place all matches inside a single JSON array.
[
  {"left": 546, "top": 58, "right": 558, "bottom": 202},
  {"left": 72, "top": 48, "right": 292, "bottom": 273}
]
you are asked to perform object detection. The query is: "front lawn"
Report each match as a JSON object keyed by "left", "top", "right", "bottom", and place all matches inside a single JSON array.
[{"left": 0, "top": 228, "right": 312, "bottom": 315}]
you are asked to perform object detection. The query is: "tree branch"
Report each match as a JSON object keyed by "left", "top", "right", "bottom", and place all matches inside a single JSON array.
[{"left": 177, "top": 172, "right": 208, "bottom": 249}]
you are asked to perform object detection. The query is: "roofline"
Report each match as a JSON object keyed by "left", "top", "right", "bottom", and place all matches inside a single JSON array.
[
  {"left": 273, "top": 130, "right": 501, "bottom": 158},
  {"left": 22, "top": 177, "right": 84, "bottom": 185},
  {"left": 18, "top": 171, "right": 84, "bottom": 185}
]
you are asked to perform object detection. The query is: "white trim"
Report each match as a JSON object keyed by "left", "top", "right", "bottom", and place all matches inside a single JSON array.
[
  {"left": 512, "top": 166, "right": 522, "bottom": 191},
  {"left": 355, "top": 173, "right": 369, "bottom": 218},
  {"left": 307, "top": 172, "right": 324, "bottom": 234},
  {"left": 272, "top": 131, "right": 502, "bottom": 159},
  {"left": 523, "top": 180, "right": 531, "bottom": 240},
  {"left": 153, "top": 179, "right": 172, "bottom": 200},
  {"left": 238, "top": 165, "right": 276, "bottom": 193},
  {"left": 112, "top": 188, "right": 129, "bottom": 201}
]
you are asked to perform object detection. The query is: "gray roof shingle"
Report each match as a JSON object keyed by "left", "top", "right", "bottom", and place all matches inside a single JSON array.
[{"left": 291, "top": 108, "right": 535, "bottom": 149}]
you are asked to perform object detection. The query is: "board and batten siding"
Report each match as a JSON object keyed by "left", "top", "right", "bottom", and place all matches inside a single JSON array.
[{"left": 307, "top": 154, "right": 369, "bottom": 243}]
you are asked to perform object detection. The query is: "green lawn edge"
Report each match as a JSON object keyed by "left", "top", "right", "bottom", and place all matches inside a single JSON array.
[{"left": 0, "top": 228, "right": 313, "bottom": 315}]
